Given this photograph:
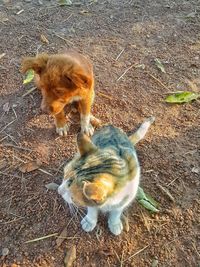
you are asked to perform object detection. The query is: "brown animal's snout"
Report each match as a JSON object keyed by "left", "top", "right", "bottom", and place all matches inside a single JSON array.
[{"left": 41, "top": 98, "right": 65, "bottom": 115}]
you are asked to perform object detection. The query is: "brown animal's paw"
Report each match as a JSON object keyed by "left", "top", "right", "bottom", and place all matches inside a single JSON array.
[
  {"left": 90, "top": 115, "right": 101, "bottom": 128},
  {"left": 56, "top": 124, "right": 69, "bottom": 136},
  {"left": 81, "top": 124, "right": 94, "bottom": 136}
]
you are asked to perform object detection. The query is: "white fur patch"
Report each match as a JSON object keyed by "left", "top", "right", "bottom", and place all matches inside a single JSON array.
[
  {"left": 69, "top": 96, "right": 82, "bottom": 103},
  {"left": 100, "top": 168, "right": 140, "bottom": 212}
]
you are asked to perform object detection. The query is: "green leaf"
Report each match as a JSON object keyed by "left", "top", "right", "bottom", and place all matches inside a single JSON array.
[
  {"left": 58, "top": 0, "right": 72, "bottom": 6},
  {"left": 136, "top": 187, "right": 159, "bottom": 213},
  {"left": 154, "top": 58, "right": 166, "bottom": 73},
  {"left": 23, "top": 69, "right": 34, "bottom": 85},
  {"left": 165, "top": 91, "right": 200, "bottom": 103},
  {"left": 138, "top": 199, "right": 159, "bottom": 213}
]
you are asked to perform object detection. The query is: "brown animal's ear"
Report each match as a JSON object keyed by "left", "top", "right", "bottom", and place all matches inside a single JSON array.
[
  {"left": 21, "top": 53, "right": 49, "bottom": 74},
  {"left": 83, "top": 181, "right": 107, "bottom": 203},
  {"left": 70, "top": 72, "right": 92, "bottom": 89},
  {"left": 77, "top": 132, "right": 97, "bottom": 156}
]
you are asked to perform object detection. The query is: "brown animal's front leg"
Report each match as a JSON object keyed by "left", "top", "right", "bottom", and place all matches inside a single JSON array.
[
  {"left": 54, "top": 110, "right": 68, "bottom": 136},
  {"left": 78, "top": 98, "right": 94, "bottom": 136}
]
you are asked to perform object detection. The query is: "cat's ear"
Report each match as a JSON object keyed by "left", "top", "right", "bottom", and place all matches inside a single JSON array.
[
  {"left": 83, "top": 181, "right": 107, "bottom": 203},
  {"left": 77, "top": 132, "right": 97, "bottom": 156}
]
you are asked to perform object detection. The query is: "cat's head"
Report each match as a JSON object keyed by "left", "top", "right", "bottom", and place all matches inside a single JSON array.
[{"left": 58, "top": 132, "right": 134, "bottom": 207}]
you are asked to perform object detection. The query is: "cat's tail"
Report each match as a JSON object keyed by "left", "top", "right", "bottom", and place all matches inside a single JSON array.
[{"left": 129, "top": 116, "right": 155, "bottom": 145}]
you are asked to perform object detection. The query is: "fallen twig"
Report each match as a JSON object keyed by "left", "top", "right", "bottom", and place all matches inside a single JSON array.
[
  {"left": 122, "top": 244, "right": 150, "bottom": 263},
  {"left": 115, "top": 48, "right": 125, "bottom": 61},
  {"left": 0, "top": 119, "right": 16, "bottom": 134},
  {"left": 54, "top": 33, "right": 73, "bottom": 45},
  {"left": 157, "top": 184, "right": 175, "bottom": 202},
  {"left": 146, "top": 72, "right": 170, "bottom": 91},
  {"left": 97, "top": 91, "right": 113, "bottom": 100},
  {"left": 22, "top": 87, "right": 37, "bottom": 97},
  {"left": 117, "top": 65, "right": 134, "bottom": 82},
  {"left": 25, "top": 233, "right": 58, "bottom": 244}
]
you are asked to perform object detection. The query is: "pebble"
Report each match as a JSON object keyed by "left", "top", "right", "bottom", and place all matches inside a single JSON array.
[{"left": 2, "top": 247, "right": 9, "bottom": 256}]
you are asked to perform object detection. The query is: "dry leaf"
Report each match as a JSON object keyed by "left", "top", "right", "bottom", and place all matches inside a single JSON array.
[
  {"left": 154, "top": 58, "right": 166, "bottom": 73},
  {"left": 191, "top": 167, "right": 199, "bottom": 174},
  {"left": 55, "top": 226, "right": 68, "bottom": 248},
  {"left": 122, "top": 214, "right": 129, "bottom": 232},
  {"left": 79, "top": 10, "right": 89, "bottom": 14},
  {"left": 3, "top": 102, "right": 10, "bottom": 113},
  {"left": 40, "top": 34, "right": 49, "bottom": 44},
  {"left": 0, "top": 53, "right": 6, "bottom": 60},
  {"left": 45, "top": 182, "right": 59, "bottom": 191},
  {"left": 19, "top": 160, "right": 41, "bottom": 173},
  {"left": 64, "top": 245, "right": 76, "bottom": 267}
]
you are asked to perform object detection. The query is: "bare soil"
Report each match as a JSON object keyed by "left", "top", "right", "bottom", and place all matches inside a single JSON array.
[{"left": 0, "top": 0, "right": 200, "bottom": 266}]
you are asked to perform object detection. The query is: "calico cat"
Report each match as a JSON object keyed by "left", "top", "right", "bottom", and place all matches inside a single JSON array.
[{"left": 58, "top": 117, "right": 155, "bottom": 235}]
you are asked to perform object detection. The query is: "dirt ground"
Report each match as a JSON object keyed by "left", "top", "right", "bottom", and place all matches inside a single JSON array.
[{"left": 0, "top": 0, "right": 200, "bottom": 266}]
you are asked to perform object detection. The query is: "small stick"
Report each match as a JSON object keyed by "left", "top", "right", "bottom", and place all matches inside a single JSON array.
[
  {"left": 1, "top": 143, "right": 33, "bottom": 152},
  {"left": 12, "top": 107, "right": 17, "bottom": 119},
  {"left": 0, "top": 119, "right": 16, "bottom": 134},
  {"left": 122, "top": 244, "right": 150, "bottom": 263},
  {"left": 97, "top": 91, "right": 113, "bottom": 100},
  {"left": 115, "top": 48, "right": 125, "bottom": 61},
  {"left": 0, "top": 136, "right": 8, "bottom": 142},
  {"left": 146, "top": 72, "right": 170, "bottom": 91},
  {"left": 24, "top": 233, "right": 58, "bottom": 244},
  {"left": 22, "top": 87, "right": 37, "bottom": 97},
  {"left": 54, "top": 33, "right": 73, "bottom": 45},
  {"left": 38, "top": 168, "right": 53, "bottom": 176},
  {"left": 157, "top": 184, "right": 175, "bottom": 202},
  {"left": 167, "top": 177, "right": 179, "bottom": 187},
  {"left": 117, "top": 65, "right": 134, "bottom": 81},
  {"left": 16, "top": 9, "right": 24, "bottom": 15}
]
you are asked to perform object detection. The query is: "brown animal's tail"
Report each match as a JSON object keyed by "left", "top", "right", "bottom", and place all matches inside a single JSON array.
[{"left": 129, "top": 116, "right": 155, "bottom": 145}]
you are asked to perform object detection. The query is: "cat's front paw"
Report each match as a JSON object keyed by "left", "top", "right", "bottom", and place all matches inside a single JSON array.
[
  {"left": 108, "top": 220, "right": 123, "bottom": 236},
  {"left": 81, "top": 216, "right": 97, "bottom": 232}
]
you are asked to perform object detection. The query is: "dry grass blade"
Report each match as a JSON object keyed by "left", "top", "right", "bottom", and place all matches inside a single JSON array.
[
  {"left": 157, "top": 184, "right": 175, "bottom": 202},
  {"left": 115, "top": 48, "right": 125, "bottom": 61},
  {"left": 0, "top": 119, "right": 16, "bottom": 134},
  {"left": 22, "top": 87, "right": 36, "bottom": 97},
  {"left": 97, "top": 91, "right": 113, "bottom": 100},
  {"left": 25, "top": 233, "right": 58, "bottom": 244},
  {"left": 122, "top": 244, "right": 150, "bottom": 263},
  {"left": 117, "top": 65, "right": 134, "bottom": 82},
  {"left": 54, "top": 33, "right": 73, "bottom": 45},
  {"left": 147, "top": 72, "right": 170, "bottom": 91},
  {"left": 64, "top": 245, "right": 76, "bottom": 267}
]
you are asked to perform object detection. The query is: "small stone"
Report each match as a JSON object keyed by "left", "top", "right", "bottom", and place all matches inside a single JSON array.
[
  {"left": 45, "top": 182, "right": 59, "bottom": 191},
  {"left": 2, "top": 247, "right": 9, "bottom": 256}
]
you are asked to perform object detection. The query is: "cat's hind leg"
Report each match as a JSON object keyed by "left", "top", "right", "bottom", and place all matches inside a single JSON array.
[
  {"left": 81, "top": 207, "right": 98, "bottom": 232},
  {"left": 108, "top": 208, "right": 123, "bottom": 235}
]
